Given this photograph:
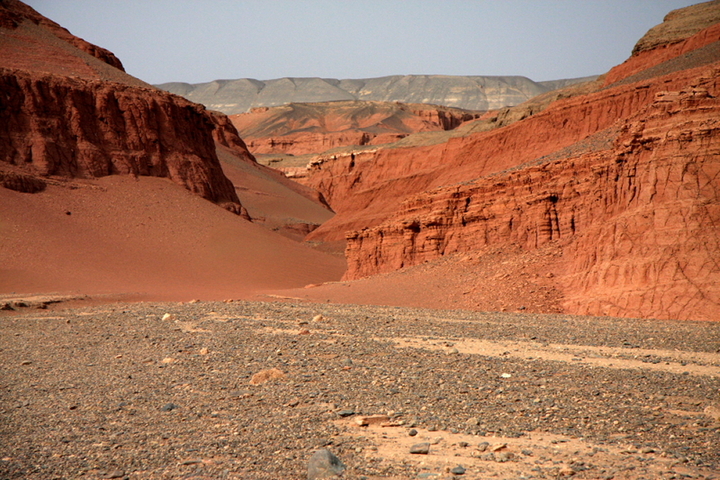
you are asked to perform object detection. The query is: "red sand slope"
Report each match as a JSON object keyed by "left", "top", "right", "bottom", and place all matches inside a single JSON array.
[{"left": 0, "top": 176, "right": 345, "bottom": 301}]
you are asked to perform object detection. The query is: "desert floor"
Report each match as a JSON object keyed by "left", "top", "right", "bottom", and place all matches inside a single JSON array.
[{"left": 1, "top": 299, "right": 719, "bottom": 480}]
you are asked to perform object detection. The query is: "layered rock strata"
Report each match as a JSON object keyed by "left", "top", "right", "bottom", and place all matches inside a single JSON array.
[
  {"left": 0, "top": 1, "right": 249, "bottom": 216},
  {"left": 159, "top": 75, "right": 597, "bottom": 115},
  {"left": 0, "top": 68, "right": 247, "bottom": 216},
  {"left": 309, "top": 2, "right": 720, "bottom": 321},
  {"left": 343, "top": 68, "right": 720, "bottom": 321},
  {"left": 231, "top": 101, "right": 482, "bottom": 156}
]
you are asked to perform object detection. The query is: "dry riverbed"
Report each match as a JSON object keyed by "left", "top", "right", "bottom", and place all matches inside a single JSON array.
[{"left": 1, "top": 300, "right": 719, "bottom": 479}]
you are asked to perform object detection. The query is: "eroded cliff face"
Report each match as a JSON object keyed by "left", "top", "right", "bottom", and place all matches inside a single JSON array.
[
  {"left": 0, "top": 68, "right": 247, "bottom": 216},
  {"left": 231, "top": 101, "right": 482, "bottom": 156},
  {"left": 344, "top": 68, "right": 720, "bottom": 321},
  {"left": 0, "top": 1, "right": 252, "bottom": 217},
  {"left": 303, "top": 57, "right": 714, "bottom": 244}
]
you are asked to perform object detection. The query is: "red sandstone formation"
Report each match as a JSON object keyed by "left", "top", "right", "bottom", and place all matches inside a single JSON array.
[
  {"left": 231, "top": 101, "right": 481, "bottom": 156},
  {"left": 0, "top": 0, "right": 247, "bottom": 216},
  {"left": 0, "top": 1, "right": 345, "bottom": 299},
  {"left": 0, "top": 0, "right": 124, "bottom": 71},
  {"left": 304, "top": 1, "right": 720, "bottom": 321}
]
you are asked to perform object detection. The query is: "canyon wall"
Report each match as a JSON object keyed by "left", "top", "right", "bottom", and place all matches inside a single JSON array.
[
  {"left": 231, "top": 101, "right": 482, "bottom": 156},
  {"left": 342, "top": 67, "right": 720, "bottom": 321},
  {"left": 0, "top": 1, "right": 252, "bottom": 217},
  {"left": 0, "top": 68, "right": 247, "bottom": 216},
  {"left": 303, "top": 56, "right": 715, "bottom": 243},
  {"left": 309, "top": 2, "right": 720, "bottom": 321}
]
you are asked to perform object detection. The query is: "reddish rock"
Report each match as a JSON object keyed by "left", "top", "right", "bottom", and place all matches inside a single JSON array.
[
  {"left": 605, "top": 22, "right": 720, "bottom": 86},
  {"left": 343, "top": 72, "right": 720, "bottom": 321},
  {"left": 0, "top": 68, "right": 246, "bottom": 216},
  {"left": 308, "top": 5, "right": 720, "bottom": 321},
  {"left": 0, "top": 1, "right": 249, "bottom": 217},
  {"left": 231, "top": 101, "right": 481, "bottom": 156},
  {"left": 303, "top": 61, "right": 708, "bottom": 243},
  {"left": 0, "top": 0, "right": 124, "bottom": 71}
]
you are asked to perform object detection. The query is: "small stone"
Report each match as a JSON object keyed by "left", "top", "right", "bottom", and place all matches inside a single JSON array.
[
  {"left": 447, "top": 347, "right": 459, "bottom": 354},
  {"left": 500, "top": 373, "right": 512, "bottom": 378},
  {"left": 337, "top": 409, "right": 355, "bottom": 418},
  {"left": 180, "top": 458, "right": 202, "bottom": 465},
  {"left": 410, "top": 442, "right": 431, "bottom": 454},
  {"left": 0, "top": 303, "right": 14, "bottom": 311},
  {"left": 249, "top": 367, "right": 286, "bottom": 385},
  {"left": 105, "top": 470, "right": 125, "bottom": 479},
  {"left": 450, "top": 465, "right": 466, "bottom": 475},
  {"left": 199, "top": 347, "right": 209, "bottom": 355},
  {"left": 704, "top": 404, "right": 720, "bottom": 421},
  {"left": 160, "top": 403, "right": 179, "bottom": 412},
  {"left": 496, "top": 451, "right": 513, "bottom": 462},
  {"left": 311, "top": 314, "right": 324, "bottom": 322},
  {"left": 431, "top": 436, "right": 443, "bottom": 445},
  {"left": 458, "top": 441, "right": 469, "bottom": 448},
  {"left": 20, "top": 360, "right": 31, "bottom": 366},
  {"left": 408, "top": 428, "right": 418, "bottom": 436},
  {"left": 640, "top": 447, "right": 655, "bottom": 454},
  {"left": 161, "top": 313, "right": 175, "bottom": 321},
  {"left": 477, "top": 441, "right": 489, "bottom": 452},
  {"left": 490, "top": 443, "right": 507, "bottom": 452},
  {"left": 307, "top": 448, "right": 345, "bottom": 479},
  {"left": 558, "top": 465, "right": 576, "bottom": 476},
  {"left": 188, "top": 299, "right": 200, "bottom": 304},
  {"left": 522, "top": 449, "right": 533, "bottom": 456},
  {"left": 466, "top": 416, "right": 479, "bottom": 426},
  {"left": 355, "top": 415, "right": 390, "bottom": 426},
  {"left": 299, "top": 329, "right": 311, "bottom": 335}
]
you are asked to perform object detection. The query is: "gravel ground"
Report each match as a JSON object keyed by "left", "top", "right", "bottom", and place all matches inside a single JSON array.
[{"left": 1, "top": 300, "right": 719, "bottom": 480}]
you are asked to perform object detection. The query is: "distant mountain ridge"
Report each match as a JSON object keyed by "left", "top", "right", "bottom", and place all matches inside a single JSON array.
[{"left": 156, "top": 74, "right": 598, "bottom": 114}]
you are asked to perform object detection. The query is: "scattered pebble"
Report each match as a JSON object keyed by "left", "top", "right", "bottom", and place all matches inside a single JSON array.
[
  {"left": 307, "top": 448, "right": 345, "bottom": 480},
  {"left": 410, "top": 443, "right": 431, "bottom": 455},
  {"left": 249, "top": 367, "right": 285, "bottom": 385}
]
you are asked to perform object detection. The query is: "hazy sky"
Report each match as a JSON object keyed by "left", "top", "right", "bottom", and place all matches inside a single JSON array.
[{"left": 25, "top": 0, "right": 701, "bottom": 85}]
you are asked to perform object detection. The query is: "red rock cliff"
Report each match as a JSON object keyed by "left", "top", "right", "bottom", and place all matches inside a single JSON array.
[
  {"left": 231, "top": 101, "right": 481, "bottom": 156},
  {"left": 0, "top": 68, "right": 247, "bottom": 216},
  {"left": 0, "top": 1, "right": 249, "bottom": 217},
  {"left": 343, "top": 67, "right": 720, "bottom": 321}
]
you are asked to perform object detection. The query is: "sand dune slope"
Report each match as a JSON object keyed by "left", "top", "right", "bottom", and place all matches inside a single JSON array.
[{"left": 0, "top": 176, "right": 345, "bottom": 301}]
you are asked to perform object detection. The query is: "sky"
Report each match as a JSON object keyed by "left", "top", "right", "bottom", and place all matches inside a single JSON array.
[{"left": 25, "top": 0, "right": 702, "bottom": 85}]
